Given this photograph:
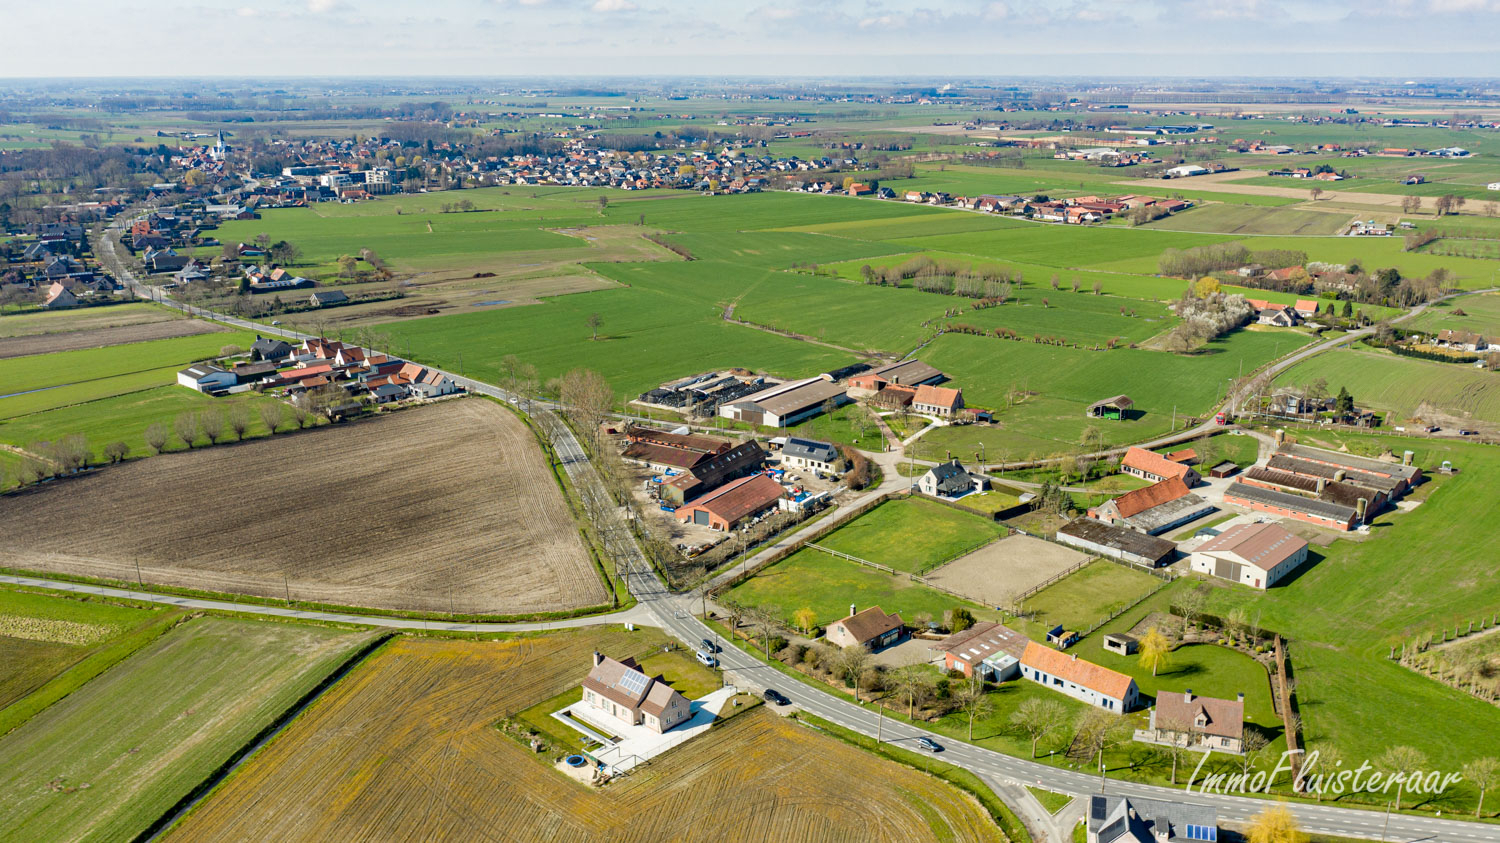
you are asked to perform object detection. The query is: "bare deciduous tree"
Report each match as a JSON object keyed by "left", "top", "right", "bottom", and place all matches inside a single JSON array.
[
  {"left": 174, "top": 412, "right": 199, "bottom": 449},
  {"left": 103, "top": 441, "right": 130, "bottom": 464},
  {"left": 227, "top": 403, "right": 251, "bottom": 441},
  {"left": 144, "top": 422, "right": 170, "bottom": 454},
  {"left": 199, "top": 407, "right": 225, "bottom": 445},
  {"left": 257, "top": 401, "right": 284, "bottom": 434}
]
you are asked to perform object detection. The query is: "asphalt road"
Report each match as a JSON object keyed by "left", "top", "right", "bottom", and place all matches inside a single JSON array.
[{"left": 83, "top": 219, "right": 1499, "bottom": 842}]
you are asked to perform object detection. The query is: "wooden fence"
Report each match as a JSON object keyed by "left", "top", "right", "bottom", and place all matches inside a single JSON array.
[{"left": 805, "top": 543, "right": 896, "bottom": 575}]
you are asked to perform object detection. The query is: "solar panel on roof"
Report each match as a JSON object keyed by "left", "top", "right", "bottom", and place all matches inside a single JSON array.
[
  {"left": 1091, "top": 796, "right": 1107, "bottom": 821},
  {"left": 617, "top": 669, "right": 650, "bottom": 697}
]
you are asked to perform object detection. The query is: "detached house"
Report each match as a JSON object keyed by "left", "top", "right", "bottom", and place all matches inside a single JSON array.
[
  {"left": 177, "top": 363, "right": 236, "bottom": 393},
  {"left": 933, "top": 621, "right": 1030, "bottom": 681},
  {"left": 912, "top": 384, "right": 964, "bottom": 418},
  {"left": 918, "top": 459, "right": 990, "bottom": 499},
  {"left": 1141, "top": 690, "right": 1246, "bottom": 755},
  {"left": 827, "top": 605, "right": 904, "bottom": 651},
  {"left": 581, "top": 652, "right": 691, "bottom": 734},
  {"left": 1086, "top": 794, "right": 1219, "bottom": 843},
  {"left": 1087, "top": 477, "right": 1215, "bottom": 535},
  {"left": 780, "top": 437, "right": 845, "bottom": 474},
  {"left": 42, "top": 282, "right": 79, "bottom": 309}
]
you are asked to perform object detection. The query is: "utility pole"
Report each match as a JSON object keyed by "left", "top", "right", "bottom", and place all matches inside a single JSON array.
[
  {"left": 284, "top": 575, "right": 292, "bottom": 606},
  {"left": 134, "top": 558, "right": 143, "bottom": 589}
]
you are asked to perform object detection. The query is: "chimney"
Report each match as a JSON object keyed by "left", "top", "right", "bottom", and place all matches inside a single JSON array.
[
  {"left": 592, "top": 651, "right": 603, "bottom": 667},
  {"left": 1334, "top": 469, "right": 1346, "bottom": 482},
  {"left": 1403, "top": 450, "right": 1414, "bottom": 466},
  {"left": 1184, "top": 689, "right": 1194, "bottom": 703},
  {"left": 1315, "top": 478, "right": 1326, "bottom": 493},
  {"left": 849, "top": 603, "right": 857, "bottom": 618}
]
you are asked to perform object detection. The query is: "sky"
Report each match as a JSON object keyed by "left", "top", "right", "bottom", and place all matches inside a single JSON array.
[{"left": 1, "top": 0, "right": 1498, "bottom": 78}]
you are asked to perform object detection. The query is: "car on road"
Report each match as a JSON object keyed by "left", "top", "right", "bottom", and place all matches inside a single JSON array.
[
  {"left": 695, "top": 650, "right": 718, "bottom": 668},
  {"left": 700, "top": 638, "right": 719, "bottom": 653},
  {"left": 763, "top": 688, "right": 789, "bottom": 706},
  {"left": 271, "top": 320, "right": 282, "bottom": 326},
  {"left": 915, "top": 737, "right": 943, "bottom": 753}
]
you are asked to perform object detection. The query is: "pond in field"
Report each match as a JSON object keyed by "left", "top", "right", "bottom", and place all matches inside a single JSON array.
[{"left": 474, "top": 300, "right": 513, "bottom": 307}]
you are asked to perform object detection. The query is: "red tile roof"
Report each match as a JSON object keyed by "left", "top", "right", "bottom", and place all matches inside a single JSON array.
[
  {"left": 1021, "top": 641, "right": 1135, "bottom": 699},
  {"left": 1110, "top": 477, "right": 1192, "bottom": 518},
  {"left": 914, "top": 384, "right": 962, "bottom": 410},
  {"left": 1122, "top": 447, "right": 1192, "bottom": 481}
]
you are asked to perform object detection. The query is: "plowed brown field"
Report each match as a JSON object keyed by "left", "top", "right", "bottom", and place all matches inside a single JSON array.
[
  {"left": 0, "top": 399, "right": 605, "bottom": 615},
  {"left": 167, "top": 632, "right": 1002, "bottom": 843},
  {"left": 0, "top": 319, "right": 228, "bottom": 359}
]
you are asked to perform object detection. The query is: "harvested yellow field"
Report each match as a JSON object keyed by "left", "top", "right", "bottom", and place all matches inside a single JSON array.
[{"left": 169, "top": 632, "right": 1002, "bottom": 843}]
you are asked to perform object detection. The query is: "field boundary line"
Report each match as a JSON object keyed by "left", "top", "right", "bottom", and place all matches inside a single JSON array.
[{"left": 805, "top": 543, "right": 896, "bottom": 575}]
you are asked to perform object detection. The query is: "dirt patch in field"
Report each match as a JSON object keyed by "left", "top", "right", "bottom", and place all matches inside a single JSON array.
[
  {"left": 0, "top": 319, "right": 228, "bottom": 359},
  {"left": 0, "top": 399, "right": 606, "bottom": 615},
  {"left": 1115, "top": 172, "right": 1418, "bottom": 209},
  {"left": 923, "top": 533, "right": 1088, "bottom": 608},
  {"left": 166, "top": 633, "right": 1002, "bottom": 842}
]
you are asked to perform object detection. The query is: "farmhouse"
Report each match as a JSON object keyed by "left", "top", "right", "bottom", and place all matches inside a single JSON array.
[
  {"left": 1086, "top": 794, "right": 1218, "bottom": 843},
  {"left": 177, "top": 363, "right": 236, "bottom": 393},
  {"left": 1086, "top": 395, "right": 1133, "bottom": 420},
  {"left": 250, "top": 337, "right": 294, "bottom": 362},
  {"left": 827, "top": 605, "right": 904, "bottom": 651},
  {"left": 845, "top": 359, "right": 946, "bottom": 394},
  {"left": 918, "top": 459, "right": 990, "bottom": 499},
  {"left": 1294, "top": 299, "right": 1320, "bottom": 319},
  {"left": 1140, "top": 690, "right": 1246, "bottom": 755},
  {"left": 1223, "top": 482, "right": 1359, "bottom": 531},
  {"left": 1056, "top": 517, "right": 1177, "bottom": 568},
  {"left": 912, "top": 384, "right": 964, "bottom": 418},
  {"left": 1087, "top": 478, "right": 1214, "bottom": 535},
  {"left": 309, "top": 289, "right": 348, "bottom": 307},
  {"left": 1021, "top": 642, "right": 1139, "bottom": 712},
  {"left": 42, "top": 282, "right": 79, "bottom": 309},
  {"left": 621, "top": 427, "right": 731, "bottom": 474},
  {"left": 1434, "top": 329, "right": 1488, "bottom": 352},
  {"left": 1121, "top": 447, "right": 1200, "bottom": 486},
  {"left": 933, "top": 621, "right": 1030, "bottom": 681},
  {"left": 720, "top": 377, "right": 849, "bottom": 427},
  {"left": 673, "top": 473, "right": 784, "bottom": 531},
  {"left": 661, "top": 441, "right": 767, "bottom": 504},
  {"left": 1257, "top": 305, "right": 1299, "bottom": 327},
  {"left": 1191, "top": 521, "right": 1308, "bottom": 589},
  {"left": 581, "top": 652, "right": 691, "bottom": 735},
  {"left": 779, "top": 437, "right": 845, "bottom": 474}
]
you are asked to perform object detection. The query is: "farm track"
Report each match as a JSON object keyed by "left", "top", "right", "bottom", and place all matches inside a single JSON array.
[{"left": 0, "top": 400, "right": 606, "bottom": 615}]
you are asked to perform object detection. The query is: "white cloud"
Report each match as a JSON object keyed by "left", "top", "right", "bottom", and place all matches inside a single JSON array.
[
  {"left": 760, "top": 5, "right": 796, "bottom": 19},
  {"left": 237, "top": 6, "right": 255, "bottom": 16},
  {"left": 983, "top": 2, "right": 1010, "bottom": 19},
  {"left": 307, "top": 0, "right": 338, "bottom": 11},
  {"left": 591, "top": 0, "right": 635, "bottom": 10}
]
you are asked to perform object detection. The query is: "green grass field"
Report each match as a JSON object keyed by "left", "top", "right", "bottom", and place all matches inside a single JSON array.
[
  {"left": 0, "top": 588, "right": 161, "bottom": 712},
  {"left": 1275, "top": 346, "right": 1500, "bottom": 424},
  {"left": 1014, "top": 561, "right": 1164, "bottom": 639},
  {"left": 813, "top": 497, "right": 1004, "bottom": 574},
  {"left": 1141, "top": 203, "right": 1351, "bottom": 236},
  {"left": 0, "top": 617, "right": 371, "bottom": 842},
  {"left": 1404, "top": 291, "right": 1500, "bottom": 336},
  {"left": 726, "top": 547, "right": 1000, "bottom": 631}
]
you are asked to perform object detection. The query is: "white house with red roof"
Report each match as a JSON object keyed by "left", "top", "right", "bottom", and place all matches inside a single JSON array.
[
  {"left": 1121, "top": 447, "right": 1200, "bottom": 486},
  {"left": 1021, "top": 641, "right": 1140, "bottom": 712}
]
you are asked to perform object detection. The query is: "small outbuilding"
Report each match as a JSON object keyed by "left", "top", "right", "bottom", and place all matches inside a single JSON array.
[{"left": 1086, "top": 394, "right": 1134, "bottom": 420}]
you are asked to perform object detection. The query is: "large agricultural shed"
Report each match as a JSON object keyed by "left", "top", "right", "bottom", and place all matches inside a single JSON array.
[
  {"left": 719, "top": 377, "right": 849, "bottom": 427},
  {"left": 1056, "top": 517, "right": 1177, "bottom": 567}
]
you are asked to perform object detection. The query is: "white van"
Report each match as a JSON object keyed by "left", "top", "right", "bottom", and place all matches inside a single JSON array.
[{"left": 695, "top": 650, "right": 718, "bottom": 668}]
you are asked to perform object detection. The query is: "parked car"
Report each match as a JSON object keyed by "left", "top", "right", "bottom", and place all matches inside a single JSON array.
[
  {"left": 695, "top": 650, "right": 718, "bottom": 668},
  {"left": 763, "top": 688, "right": 789, "bottom": 706},
  {"left": 916, "top": 737, "right": 943, "bottom": 753},
  {"left": 701, "top": 638, "right": 719, "bottom": 654}
]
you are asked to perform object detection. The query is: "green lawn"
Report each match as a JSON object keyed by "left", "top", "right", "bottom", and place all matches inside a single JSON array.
[
  {"left": 1027, "top": 786, "right": 1075, "bottom": 815},
  {"left": 814, "top": 497, "right": 1004, "bottom": 574},
  {"left": 727, "top": 548, "right": 1000, "bottom": 631},
  {"left": 1015, "top": 561, "right": 1164, "bottom": 639},
  {"left": 634, "top": 649, "right": 722, "bottom": 699},
  {"left": 0, "top": 617, "right": 372, "bottom": 842}
]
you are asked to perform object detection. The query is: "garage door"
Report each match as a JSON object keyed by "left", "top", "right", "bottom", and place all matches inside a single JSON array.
[{"left": 694, "top": 510, "right": 710, "bottom": 526}]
